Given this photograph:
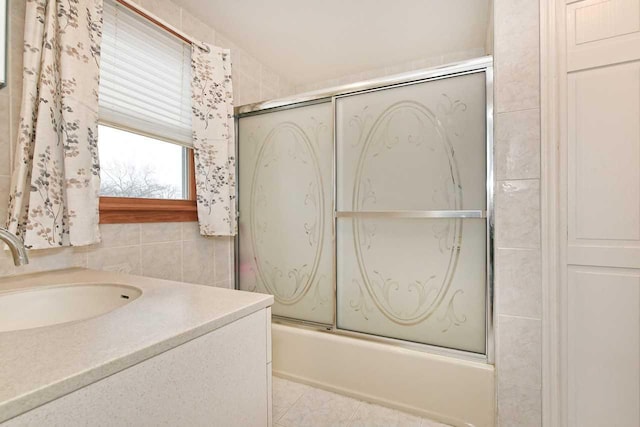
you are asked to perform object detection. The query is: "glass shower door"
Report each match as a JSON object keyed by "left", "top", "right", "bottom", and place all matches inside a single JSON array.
[
  {"left": 335, "top": 72, "right": 488, "bottom": 353},
  {"left": 237, "top": 102, "right": 334, "bottom": 325}
]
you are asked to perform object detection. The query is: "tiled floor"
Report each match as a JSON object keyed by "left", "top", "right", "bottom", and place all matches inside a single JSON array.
[{"left": 272, "top": 376, "right": 451, "bottom": 427}]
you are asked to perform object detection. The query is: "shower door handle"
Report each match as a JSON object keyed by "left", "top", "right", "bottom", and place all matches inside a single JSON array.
[{"left": 334, "top": 210, "right": 486, "bottom": 219}]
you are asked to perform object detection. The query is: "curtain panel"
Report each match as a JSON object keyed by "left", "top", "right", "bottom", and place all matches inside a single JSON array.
[
  {"left": 6, "top": 0, "right": 104, "bottom": 249},
  {"left": 191, "top": 43, "right": 237, "bottom": 236}
]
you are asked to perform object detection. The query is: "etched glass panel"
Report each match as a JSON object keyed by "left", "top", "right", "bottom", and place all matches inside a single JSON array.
[
  {"left": 336, "top": 72, "right": 486, "bottom": 212},
  {"left": 238, "top": 102, "right": 334, "bottom": 324},
  {"left": 336, "top": 217, "right": 486, "bottom": 353},
  {"left": 335, "top": 72, "right": 487, "bottom": 353}
]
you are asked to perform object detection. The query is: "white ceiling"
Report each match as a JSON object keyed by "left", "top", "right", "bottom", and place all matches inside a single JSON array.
[{"left": 174, "top": 0, "right": 491, "bottom": 86}]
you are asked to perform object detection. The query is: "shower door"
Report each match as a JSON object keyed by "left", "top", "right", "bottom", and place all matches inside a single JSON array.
[
  {"left": 237, "top": 102, "right": 334, "bottom": 325},
  {"left": 335, "top": 72, "right": 488, "bottom": 354},
  {"left": 237, "top": 60, "right": 492, "bottom": 356}
]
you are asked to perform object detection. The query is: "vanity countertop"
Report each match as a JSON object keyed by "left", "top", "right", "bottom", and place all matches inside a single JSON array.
[{"left": 0, "top": 268, "right": 273, "bottom": 423}]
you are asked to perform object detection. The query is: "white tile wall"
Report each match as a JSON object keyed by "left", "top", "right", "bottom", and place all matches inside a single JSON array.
[
  {"left": 496, "top": 248, "right": 542, "bottom": 318},
  {"left": 294, "top": 47, "right": 486, "bottom": 94},
  {"left": 0, "top": 0, "right": 293, "bottom": 286},
  {"left": 494, "top": 0, "right": 542, "bottom": 425},
  {"left": 494, "top": 0, "right": 540, "bottom": 113},
  {"left": 497, "top": 315, "right": 542, "bottom": 427},
  {"left": 496, "top": 180, "right": 541, "bottom": 249},
  {"left": 496, "top": 109, "right": 541, "bottom": 180},
  {"left": 135, "top": 0, "right": 296, "bottom": 105}
]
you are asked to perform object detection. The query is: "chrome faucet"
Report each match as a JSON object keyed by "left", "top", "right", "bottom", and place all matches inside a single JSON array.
[{"left": 0, "top": 227, "right": 29, "bottom": 266}]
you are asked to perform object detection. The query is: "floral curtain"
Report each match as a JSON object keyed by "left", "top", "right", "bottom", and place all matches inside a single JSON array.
[
  {"left": 6, "top": 0, "right": 103, "bottom": 249},
  {"left": 191, "top": 43, "right": 237, "bottom": 236}
]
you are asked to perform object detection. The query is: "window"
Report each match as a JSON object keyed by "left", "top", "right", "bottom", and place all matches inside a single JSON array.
[
  {"left": 98, "top": 0, "right": 196, "bottom": 223},
  {"left": 99, "top": 125, "right": 189, "bottom": 200}
]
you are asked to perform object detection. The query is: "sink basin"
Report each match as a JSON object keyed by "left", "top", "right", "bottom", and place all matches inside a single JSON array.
[{"left": 0, "top": 284, "right": 142, "bottom": 333}]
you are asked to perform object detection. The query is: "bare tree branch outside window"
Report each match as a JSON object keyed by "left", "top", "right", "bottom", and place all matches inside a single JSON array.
[{"left": 100, "top": 160, "right": 181, "bottom": 199}]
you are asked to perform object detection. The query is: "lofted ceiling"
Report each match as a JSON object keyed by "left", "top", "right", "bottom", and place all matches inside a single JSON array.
[{"left": 174, "top": 0, "right": 491, "bottom": 86}]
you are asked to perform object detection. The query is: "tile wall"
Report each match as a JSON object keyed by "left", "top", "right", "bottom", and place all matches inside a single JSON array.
[
  {"left": 494, "top": 0, "right": 542, "bottom": 426},
  {"left": 294, "top": 47, "right": 487, "bottom": 94},
  {"left": 0, "top": 0, "right": 295, "bottom": 286}
]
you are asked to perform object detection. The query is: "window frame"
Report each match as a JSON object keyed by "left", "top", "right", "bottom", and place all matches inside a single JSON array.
[
  {"left": 99, "top": 146, "right": 197, "bottom": 224},
  {"left": 98, "top": 0, "right": 197, "bottom": 224}
]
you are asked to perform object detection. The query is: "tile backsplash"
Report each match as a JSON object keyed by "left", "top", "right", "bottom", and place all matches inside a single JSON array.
[{"left": 0, "top": 0, "right": 292, "bottom": 286}]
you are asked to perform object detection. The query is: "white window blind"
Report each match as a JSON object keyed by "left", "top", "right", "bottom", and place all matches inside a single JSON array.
[{"left": 99, "top": 0, "right": 192, "bottom": 146}]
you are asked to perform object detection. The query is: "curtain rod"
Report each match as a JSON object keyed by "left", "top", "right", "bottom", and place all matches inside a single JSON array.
[{"left": 115, "top": 0, "right": 210, "bottom": 52}]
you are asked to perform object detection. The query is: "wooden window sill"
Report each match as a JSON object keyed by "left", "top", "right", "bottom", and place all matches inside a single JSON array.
[
  {"left": 99, "top": 197, "right": 197, "bottom": 224},
  {"left": 99, "top": 145, "right": 197, "bottom": 224}
]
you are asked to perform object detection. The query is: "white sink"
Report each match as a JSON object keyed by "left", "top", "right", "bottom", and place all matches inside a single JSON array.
[{"left": 0, "top": 284, "right": 142, "bottom": 333}]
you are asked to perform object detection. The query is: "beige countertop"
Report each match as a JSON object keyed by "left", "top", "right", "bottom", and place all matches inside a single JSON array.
[{"left": 0, "top": 268, "right": 273, "bottom": 423}]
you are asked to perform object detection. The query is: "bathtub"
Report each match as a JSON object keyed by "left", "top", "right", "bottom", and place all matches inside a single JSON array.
[{"left": 272, "top": 323, "right": 495, "bottom": 427}]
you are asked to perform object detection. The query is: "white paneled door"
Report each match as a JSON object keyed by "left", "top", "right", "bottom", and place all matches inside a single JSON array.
[{"left": 564, "top": 0, "right": 640, "bottom": 425}]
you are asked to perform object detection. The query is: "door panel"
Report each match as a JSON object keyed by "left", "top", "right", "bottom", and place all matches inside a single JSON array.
[
  {"left": 564, "top": 1, "right": 640, "bottom": 425},
  {"left": 568, "top": 61, "right": 640, "bottom": 243},
  {"left": 335, "top": 72, "right": 488, "bottom": 353},
  {"left": 237, "top": 102, "right": 334, "bottom": 325},
  {"left": 568, "top": 267, "right": 640, "bottom": 427},
  {"left": 567, "top": 0, "right": 640, "bottom": 71},
  {"left": 336, "top": 73, "right": 487, "bottom": 212},
  {"left": 336, "top": 217, "right": 487, "bottom": 352}
]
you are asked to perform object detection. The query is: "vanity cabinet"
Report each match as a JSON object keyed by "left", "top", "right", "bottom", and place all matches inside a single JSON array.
[{"left": 4, "top": 308, "right": 273, "bottom": 426}]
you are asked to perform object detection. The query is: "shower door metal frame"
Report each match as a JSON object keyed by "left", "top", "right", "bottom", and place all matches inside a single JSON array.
[{"left": 234, "top": 56, "right": 495, "bottom": 364}]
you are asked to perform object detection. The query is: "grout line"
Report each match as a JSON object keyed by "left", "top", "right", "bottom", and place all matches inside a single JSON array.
[
  {"left": 273, "top": 405, "right": 290, "bottom": 424},
  {"left": 138, "top": 233, "right": 143, "bottom": 275},
  {"left": 180, "top": 239, "right": 184, "bottom": 282},
  {"left": 345, "top": 400, "right": 363, "bottom": 426},
  {"left": 495, "top": 247, "right": 542, "bottom": 251},
  {"left": 212, "top": 238, "right": 217, "bottom": 286},
  {"left": 496, "top": 104, "right": 542, "bottom": 115},
  {"left": 495, "top": 247, "right": 541, "bottom": 252},
  {"left": 180, "top": 222, "right": 185, "bottom": 283},
  {"left": 272, "top": 394, "right": 300, "bottom": 423},
  {"left": 495, "top": 177, "right": 541, "bottom": 183},
  {"left": 496, "top": 107, "right": 540, "bottom": 116},
  {"left": 288, "top": 384, "right": 310, "bottom": 409},
  {"left": 498, "top": 313, "right": 542, "bottom": 322},
  {"left": 495, "top": 177, "right": 542, "bottom": 183}
]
